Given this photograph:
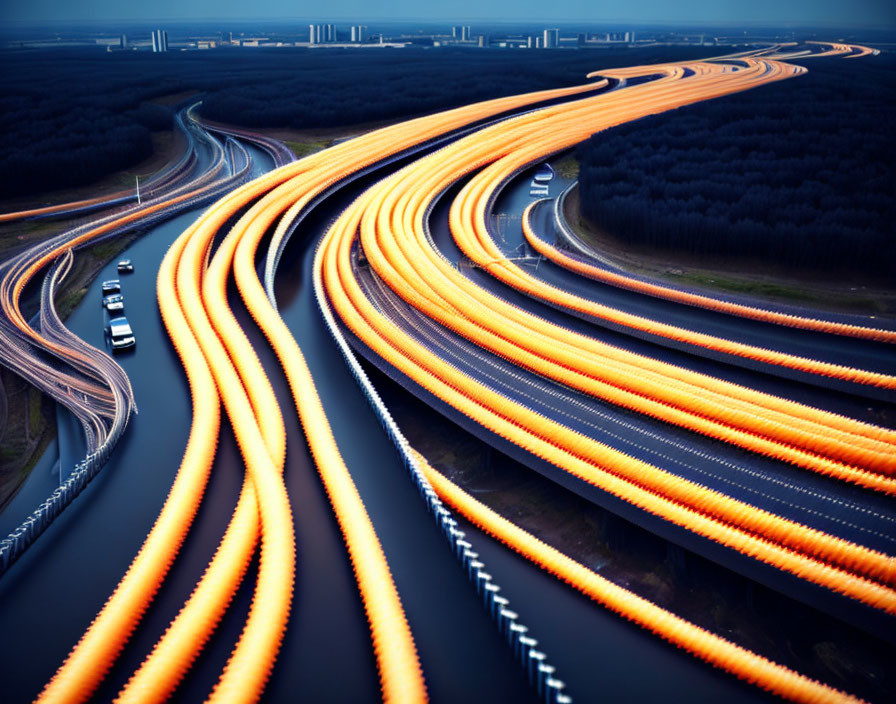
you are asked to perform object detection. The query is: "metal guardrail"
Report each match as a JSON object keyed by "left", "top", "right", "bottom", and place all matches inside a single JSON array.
[
  {"left": 551, "top": 183, "right": 618, "bottom": 268},
  {"left": 309, "top": 239, "right": 572, "bottom": 704}
]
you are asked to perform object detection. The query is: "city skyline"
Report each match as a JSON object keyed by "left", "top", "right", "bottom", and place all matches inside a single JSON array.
[{"left": 4, "top": 0, "right": 895, "bottom": 27}]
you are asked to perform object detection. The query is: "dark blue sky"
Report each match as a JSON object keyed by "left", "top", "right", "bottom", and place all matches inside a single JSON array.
[{"left": 5, "top": 0, "right": 895, "bottom": 27}]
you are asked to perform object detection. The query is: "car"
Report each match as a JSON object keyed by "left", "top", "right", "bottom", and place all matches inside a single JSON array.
[
  {"left": 101, "top": 279, "right": 121, "bottom": 294},
  {"left": 110, "top": 335, "right": 136, "bottom": 350},
  {"left": 108, "top": 315, "right": 132, "bottom": 337},
  {"left": 117, "top": 260, "right": 134, "bottom": 273},
  {"left": 103, "top": 294, "right": 124, "bottom": 312},
  {"left": 533, "top": 163, "right": 555, "bottom": 183},
  {"left": 107, "top": 316, "right": 135, "bottom": 352}
]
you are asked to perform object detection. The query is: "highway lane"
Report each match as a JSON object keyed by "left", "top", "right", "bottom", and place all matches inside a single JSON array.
[{"left": 273, "top": 178, "right": 552, "bottom": 703}]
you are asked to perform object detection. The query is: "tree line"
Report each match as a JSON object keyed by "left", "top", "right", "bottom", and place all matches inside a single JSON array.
[
  {"left": 0, "top": 45, "right": 708, "bottom": 198},
  {"left": 576, "top": 55, "right": 896, "bottom": 278}
]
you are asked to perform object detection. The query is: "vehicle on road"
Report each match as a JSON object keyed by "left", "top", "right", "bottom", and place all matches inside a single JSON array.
[
  {"left": 101, "top": 279, "right": 121, "bottom": 294},
  {"left": 106, "top": 315, "right": 135, "bottom": 351},
  {"left": 102, "top": 294, "right": 124, "bottom": 312},
  {"left": 117, "top": 260, "right": 133, "bottom": 273},
  {"left": 533, "top": 163, "right": 555, "bottom": 183}
]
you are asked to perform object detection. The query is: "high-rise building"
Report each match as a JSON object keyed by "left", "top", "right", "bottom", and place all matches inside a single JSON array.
[
  {"left": 543, "top": 28, "right": 559, "bottom": 49},
  {"left": 350, "top": 25, "right": 366, "bottom": 43},
  {"left": 624, "top": 31, "right": 632, "bottom": 43},
  {"left": 477, "top": 35, "right": 486, "bottom": 48},
  {"left": 326, "top": 24, "right": 335, "bottom": 42},
  {"left": 119, "top": 34, "right": 127, "bottom": 49},
  {"left": 309, "top": 24, "right": 327, "bottom": 44},
  {"left": 151, "top": 29, "right": 168, "bottom": 52},
  {"left": 461, "top": 26, "right": 471, "bottom": 41},
  {"left": 526, "top": 35, "right": 534, "bottom": 48}
]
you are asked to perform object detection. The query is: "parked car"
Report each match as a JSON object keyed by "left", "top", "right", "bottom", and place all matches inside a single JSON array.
[{"left": 117, "top": 259, "right": 134, "bottom": 273}]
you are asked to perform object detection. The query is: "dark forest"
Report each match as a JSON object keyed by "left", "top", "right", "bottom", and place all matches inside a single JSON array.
[
  {"left": 576, "top": 55, "right": 896, "bottom": 277},
  {"left": 0, "top": 45, "right": 705, "bottom": 197}
]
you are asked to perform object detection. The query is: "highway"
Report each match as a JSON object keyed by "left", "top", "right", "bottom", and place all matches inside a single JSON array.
[{"left": 0, "top": 42, "right": 892, "bottom": 703}]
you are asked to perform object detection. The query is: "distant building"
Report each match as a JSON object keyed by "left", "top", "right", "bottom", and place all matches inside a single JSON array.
[
  {"left": 535, "top": 36, "right": 543, "bottom": 49},
  {"left": 577, "top": 33, "right": 585, "bottom": 48},
  {"left": 351, "top": 25, "right": 366, "bottom": 43},
  {"left": 461, "top": 26, "right": 471, "bottom": 41},
  {"left": 309, "top": 24, "right": 336, "bottom": 43},
  {"left": 477, "top": 34, "right": 486, "bottom": 48},
  {"left": 119, "top": 34, "right": 127, "bottom": 49},
  {"left": 526, "top": 35, "right": 534, "bottom": 48},
  {"left": 151, "top": 29, "right": 168, "bottom": 53},
  {"left": 543, "top": 28, "right": 559, "bottom": 49}
]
